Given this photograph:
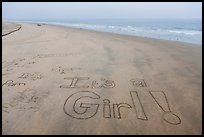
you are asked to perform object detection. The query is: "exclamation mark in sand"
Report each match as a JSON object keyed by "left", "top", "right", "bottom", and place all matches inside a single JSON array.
[
  {"left": 149, "top": 91, "right": 181, "bottom": 125},
  {"left": 130, "top": 91, "right": 148, "bottom": 120}
]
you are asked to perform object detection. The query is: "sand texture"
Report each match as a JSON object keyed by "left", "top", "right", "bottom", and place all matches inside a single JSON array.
[
  {"left": 2, "top": 23, "right": 202, "bottom": 135},
  {"left": 2, "top": 22, "right": 21, "bottom": 36}
]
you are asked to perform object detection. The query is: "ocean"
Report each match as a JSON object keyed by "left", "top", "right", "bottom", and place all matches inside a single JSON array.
[{"left": 21, "top": 18, "right": 202, "bottom": 45}]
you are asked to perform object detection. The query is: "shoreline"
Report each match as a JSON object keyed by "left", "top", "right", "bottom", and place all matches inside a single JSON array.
[
  {"left": 8, "top": 21, "right": 202, "bottom": 46},
  {"left": 2, "top": 22, "right": 202, "bottom": 135},
  {"left": 51, "top": 23, "right": 201, "bottom": 46},
  {"left": 64, "top": 26, "right": 202, "bottom": 46},
  {"left": 65, "top": 25, "right": 202, "bottom": 47}
]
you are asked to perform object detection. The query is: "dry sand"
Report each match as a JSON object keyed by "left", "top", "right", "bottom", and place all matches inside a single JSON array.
[
  {"left": 2, "top": 22, "right": 21, "bottom": 36},
  {"left": 2, "top": 22, "right": 202, "bottom": 135}
]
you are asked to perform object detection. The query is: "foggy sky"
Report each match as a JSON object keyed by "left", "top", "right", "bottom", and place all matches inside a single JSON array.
[{"left": 2, "top": 2, "right": 202, "bottom": 21}]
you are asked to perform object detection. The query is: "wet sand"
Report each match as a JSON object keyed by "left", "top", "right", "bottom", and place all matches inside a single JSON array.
[{"left": 2, "top": 22, "right": 202, "bottom": 135}]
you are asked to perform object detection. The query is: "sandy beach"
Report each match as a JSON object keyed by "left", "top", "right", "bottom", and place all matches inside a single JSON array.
[
  {"left": 2, "top": 22, "right": 21, "bottom": 36},
  {"left": 2, "top": 22, "right": 202, "bottom": 135}
]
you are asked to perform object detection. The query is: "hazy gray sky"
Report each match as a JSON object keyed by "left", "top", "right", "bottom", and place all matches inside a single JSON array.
[{"left": 2, "top": 2, "right": 202, "bottom": 21}]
